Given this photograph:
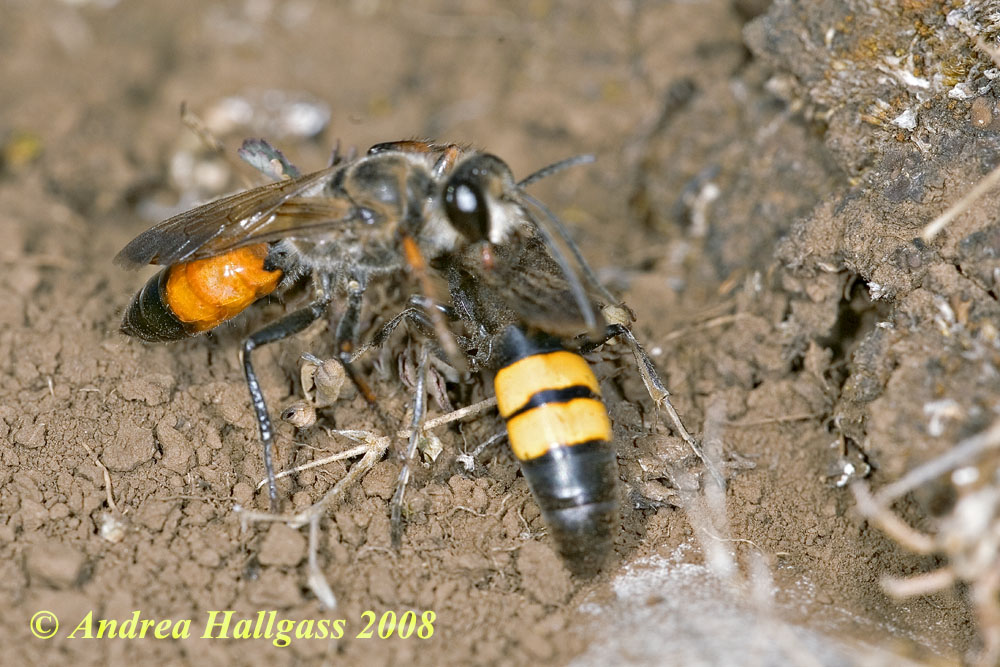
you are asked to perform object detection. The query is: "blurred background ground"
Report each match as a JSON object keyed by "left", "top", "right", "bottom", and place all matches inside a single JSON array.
[{"left": 1, "top": 0, "right": 998, "bottom": 664}]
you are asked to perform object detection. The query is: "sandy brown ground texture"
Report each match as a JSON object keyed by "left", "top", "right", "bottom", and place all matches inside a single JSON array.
[{"left": 4, "top": 0, "right": 1000, "bottom": 665}]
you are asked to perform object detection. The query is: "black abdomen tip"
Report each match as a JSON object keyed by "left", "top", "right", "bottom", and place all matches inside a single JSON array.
[
  {"left": 121, "top": 270, "right": 188, "bottom": 342},
  {"left": 543, "top": 500, "right": 618, "bottom": 577},
  {"left": 520, "top": 440, "right": 619, "bottom": 577}
]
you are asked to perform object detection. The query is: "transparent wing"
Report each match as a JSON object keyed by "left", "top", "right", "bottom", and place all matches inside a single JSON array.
[
  {"left": 115, "top": 165, "right": 353, "bottom": 268},
  {"left": 454, "top": 234, "right": 604, "bottom": 338}
]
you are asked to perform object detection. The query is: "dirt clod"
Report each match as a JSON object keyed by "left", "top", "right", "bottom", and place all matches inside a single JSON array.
[
  {"left": 24, "top": 542, "right": 86, "bottom": 589},
  {"left": 257, "top": 524, "right": 307, "bottom": 568},
  {"left": 517, "top": 542, "right": 573, "bottom": 606},
  {"left": 104, "top": 423, "right": 155, "bottom": 472}
]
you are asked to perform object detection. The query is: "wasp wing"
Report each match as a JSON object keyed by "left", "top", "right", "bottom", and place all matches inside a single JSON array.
[
  {"left": 452, "top": 235, "right": 605, "bottom": 339},
  {"left": 496, "top": 239, "right": 604, "bottom": 337},
  {"left": 115, "top": 165, "right": 353, "bottom": 268}
]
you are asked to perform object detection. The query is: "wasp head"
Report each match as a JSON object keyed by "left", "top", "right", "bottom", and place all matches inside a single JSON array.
[{"left": 443, "top": 154, "right": 523, "bottom": 247}]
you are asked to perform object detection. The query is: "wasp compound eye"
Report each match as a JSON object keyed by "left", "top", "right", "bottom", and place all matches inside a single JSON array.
[{"left": 444, "top": 179, "right": 489, "bottom": 242}]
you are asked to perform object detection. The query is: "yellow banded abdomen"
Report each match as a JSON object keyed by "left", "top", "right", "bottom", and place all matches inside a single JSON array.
[
  {"left": 493, "top": 326, "right": 619, "bottom": 577},
  {"left": 495, "top": 350, "right": 612, "bottom": 461}
]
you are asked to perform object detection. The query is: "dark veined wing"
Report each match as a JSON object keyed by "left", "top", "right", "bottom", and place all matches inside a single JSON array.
[
  {"left": 115, "top": 165, "right": 353, "bottom": 268},
  {"left": 455, "top": 235, "right": 605, "bottom": 339},
  {"left": 495, "top": 241, "right": 603, "bottom": 338}
]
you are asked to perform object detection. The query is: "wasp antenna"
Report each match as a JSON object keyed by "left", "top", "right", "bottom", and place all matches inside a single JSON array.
[
  {"left": 517, "top": 154, "right": 595, "bottom": 189},
  {"left": 519, "top": 191, "right": 621, "bottom": 310}
]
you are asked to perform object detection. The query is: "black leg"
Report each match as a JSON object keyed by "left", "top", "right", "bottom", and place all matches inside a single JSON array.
[
  {"left": 578, "top": 323, "right": 629, "bottom": 354},
  {"left": 365, "top": 307, "right": 434, "bottom": 355},
  {"left": 347, "top": 294, "right": 464, "bottom": 373},
  {"left": 333, "top": 279, "right": 391, "bottom": 415},
  {"left": 243, "top": 296, "right": 331, "bottom": 510}
]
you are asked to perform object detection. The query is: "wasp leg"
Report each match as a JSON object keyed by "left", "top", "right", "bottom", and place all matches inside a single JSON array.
[
  {"left": 389, "top": 342, "right": 430, "bottom": 548},
  {"left": 332, "top": 279, "right": 384, "bottom": 408},
  {"left": 350, "top": 306, "right": 433, "bottom": 363},
  {"left": 243, "top": 295, "right": 332, "bottom": 510},
  {"left": 350, "top": 296, "right": 460, "bottom": 366},
  {"left": 374, "top": 307, "right": 434, "bottom": 344},
  {"left": 517, "top": 187, "right": 620, "bottom": 311},
  {"left": 581, "top": 323, "right": 724, "bottom": 487}
]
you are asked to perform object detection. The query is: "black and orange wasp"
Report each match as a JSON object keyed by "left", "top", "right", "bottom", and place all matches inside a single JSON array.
[{"left": 117, "top": 138, "right": 710, "bottom": 575}]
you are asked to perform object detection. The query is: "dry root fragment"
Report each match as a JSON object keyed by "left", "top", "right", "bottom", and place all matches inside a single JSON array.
[
  {"left": 237, "top": 429, "right": 391, "bottom": 611},
  {"left": 239, "top": 397, "right": 499, "bottom": 611},
  {"left": 851, "top": 420, "right": 1000, "bottom": 667}
]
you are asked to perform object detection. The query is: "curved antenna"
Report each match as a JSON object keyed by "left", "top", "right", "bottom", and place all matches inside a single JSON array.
[
  {"left": 517, "top": 154, "right": 595, "bottom": 189},
  {"left": 518, "top": 190, "right": 621, "bottom": 310},
  {"left": 518, "top": 191, "right": 599, "bottom": 335}
]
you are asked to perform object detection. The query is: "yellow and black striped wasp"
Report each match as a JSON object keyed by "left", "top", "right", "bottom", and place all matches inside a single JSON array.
[{"left": 117, "top": 138, "right": 709, "bottom": 576}]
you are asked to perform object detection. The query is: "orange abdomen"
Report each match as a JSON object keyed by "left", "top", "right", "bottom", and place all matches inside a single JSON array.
[
  {"left": 121, "top": 243, "right": 282, "bottom": 342},
  {"left": 164, "top": 244, "right": 282, "bottom": 332}
]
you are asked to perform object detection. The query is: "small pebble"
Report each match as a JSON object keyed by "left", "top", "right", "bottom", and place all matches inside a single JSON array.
[{"left": 971, "top": 97, "right": 993, "bottom": 128}]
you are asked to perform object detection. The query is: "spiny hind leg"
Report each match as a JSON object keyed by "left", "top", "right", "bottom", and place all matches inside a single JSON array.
[
  {"left": 581, "top": 323, "right": 724, "bottom": 487},
  {"left": 243, "top": 289, "right": 332, "bottom": 509}
]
